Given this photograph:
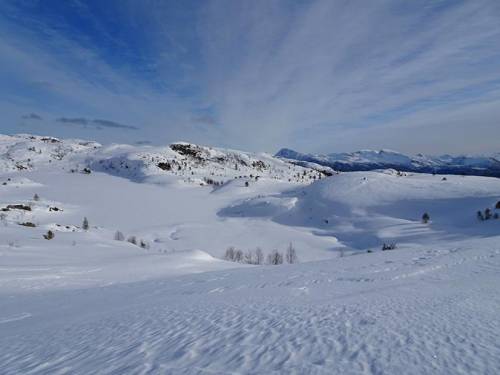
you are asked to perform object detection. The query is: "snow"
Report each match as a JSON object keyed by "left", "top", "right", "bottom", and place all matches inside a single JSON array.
[
  {"left": 276, "top": 147, "right": 500, "bottom": 177},
  {"left": 1, "top": 134, "right": 500, "bottom": 374}
]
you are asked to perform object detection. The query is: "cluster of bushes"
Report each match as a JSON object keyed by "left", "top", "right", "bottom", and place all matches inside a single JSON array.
[
  {"left": 114, "top": 231, "right": 149, "bottom": 249},
  {"left": 477, "top": 208, "right": 499, "bottom": 221},
  {"left": 203, "top": 177, "right": 223, "bottom": 186},
  {"left": 224, "top": 243, "right": 298, "bottom": 265},
  {"left": 382, "top": 243, "right": 397, "bottom": 251}
]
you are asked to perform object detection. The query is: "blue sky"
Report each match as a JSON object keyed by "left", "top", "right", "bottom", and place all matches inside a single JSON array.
[{"left": 1, "top": 0, "right": 499, "bottom": 154}]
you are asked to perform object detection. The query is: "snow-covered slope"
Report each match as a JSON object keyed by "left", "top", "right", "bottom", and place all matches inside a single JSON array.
[
  {"left": 0, "top": 134, "right": 327, "bottom": 185},
  {"left": 1, "top": 134, "right": 500, "bottom": 374},
  {"left": 220, "top": 170, "right": 500, "bottom": 250},
  {"left": 276, "top": 147, "right": 500, "bottom": 177}
]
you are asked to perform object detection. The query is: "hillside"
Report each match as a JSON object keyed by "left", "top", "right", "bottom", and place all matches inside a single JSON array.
[
  {"left": 1, "top": 134, "right": 500, "bottom": 374},
  {"left": 0, "top": 134, "right": 329, "bottom": 185}
]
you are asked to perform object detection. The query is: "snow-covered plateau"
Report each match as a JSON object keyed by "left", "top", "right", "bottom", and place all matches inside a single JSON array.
[{"left": 1, "top": 134, "right": 499, "bottom": 374}]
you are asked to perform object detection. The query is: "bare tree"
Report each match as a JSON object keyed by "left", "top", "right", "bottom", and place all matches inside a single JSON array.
[
  {"left": 255, "top": 247, "right": 264, "bottom": 265},
  {"left": 0, "top": 213, "right": 6, "bottom": 226},
  {"left": 234, "top": 249, "right": 244, "bottom": 262},
  {"left": 244, "top": 250, "right": 254, "bottom": 264},
  {"left": 127, "top": 235, "right": 137, "bottom": 245},
  {"left": 267, "top": 250, "right": 283, "bottom": 265},
  {"left": 285, "top": 242, "right": 298, "bottom": 264},
  {"left": 114, "top": 231, "right": 125, "bottom": 241},
  {"left": 224, "top": 246, "right": 236, "bottom": 261}
]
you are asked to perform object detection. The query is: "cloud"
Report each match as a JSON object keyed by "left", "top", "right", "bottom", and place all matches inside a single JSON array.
[
  {"left": 56, "top": 117, "right": 138, "bottom": 130},
  {"left": 197, "top": 0, "right": 500, "bottom": 152},
  {"left": 92, "top": 119, "right": 138, "bottom": 130},
  {"left": 0, "top": 1, "right": 204, "bottom": 144},
  {"left": 57, "top": 117, "right": 89, "bottom": 126},
  {"left": 1, "top": 0, "right": 500, "bottom": 153},
  {"left": 22, "top": 113, "right": 42, "bottom": 120}
]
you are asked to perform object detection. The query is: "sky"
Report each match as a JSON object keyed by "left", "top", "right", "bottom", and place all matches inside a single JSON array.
[{"left": 1, "top": 0, "right": 499, "bottom": 155}]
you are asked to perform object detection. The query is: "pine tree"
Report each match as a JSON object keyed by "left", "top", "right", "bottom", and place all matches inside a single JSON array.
[
  {"left": 43, "top": 230, "right": 54, "bottom": 240},
  {"left": 82, "top": 217, "right": 89, "bottom": 230},
  {"left": 422, "top": 212, "right": 430, "bottom": 224},
  {"left": 33, "top": 193, "right": 40, "bottom": 201}
]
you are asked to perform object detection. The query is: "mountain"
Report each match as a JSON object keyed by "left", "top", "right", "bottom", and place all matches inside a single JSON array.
[{"left": 276, "top": 148, "right": 500, "bottom": 177}]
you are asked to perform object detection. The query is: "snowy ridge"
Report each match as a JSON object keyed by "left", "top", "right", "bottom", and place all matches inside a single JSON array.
[
  {"left": 276, "top": 147, "right": 500, "bottom": 177},
  {"left": 0, "top": 134, "right": 326, "bottom": 185}
]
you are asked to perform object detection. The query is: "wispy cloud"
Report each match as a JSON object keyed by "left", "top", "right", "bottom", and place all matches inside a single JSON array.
[
  {"left": 57, "top": 117, "right": 138, "bottom": 130},
  {"left": 22, "top": 113, "right": 42, "bottom": 120},
  {"left": 1, "top": 0, "right": 499, "bottom": 153},
  {"left": 197, "top": 0, "right": 500, "bottom": 153}
]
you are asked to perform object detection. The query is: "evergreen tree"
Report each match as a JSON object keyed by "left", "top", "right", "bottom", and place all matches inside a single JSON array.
[
  {"left": 422, "top": 212, "right": 430, "bottom": 224},
  {"left": 43, "top": 230, "right": 54, "bottom": 240},
  {"left": 82, "top": 217, "right": 89, "bottom": 230}
]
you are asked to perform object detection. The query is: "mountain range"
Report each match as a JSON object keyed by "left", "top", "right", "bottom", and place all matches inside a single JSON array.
[{"left": 276, "top": 148, "right": 500, "bottom": 177}]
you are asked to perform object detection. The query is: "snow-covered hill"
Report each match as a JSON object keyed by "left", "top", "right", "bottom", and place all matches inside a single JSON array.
[
  {"left": 1, "top": 133, "right": 500, "bottom": 374},
  {"left": 276, "top": 147, "right": 500, "bottom": 177},
  {"left": 0, "top": 134, "right": 328, "bottom": 185}
]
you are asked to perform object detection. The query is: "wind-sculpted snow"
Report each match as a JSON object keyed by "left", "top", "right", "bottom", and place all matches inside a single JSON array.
[
  {"left": 1, "top": 134, "right": 500, "bottom": 374},
  {"left": 220, "top": 171, "right": 500, "bottom": 249},
  {"left": 1, "top": 241, "right": 500, "bottom": 374},
  {"left": 276, "top": 148, "right": 500, "bottom": 177}
]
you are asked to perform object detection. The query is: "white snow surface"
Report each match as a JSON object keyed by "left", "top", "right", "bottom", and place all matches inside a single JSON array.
[{"left": 1, "top": 134, "right": 500, "bottom": 374}]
